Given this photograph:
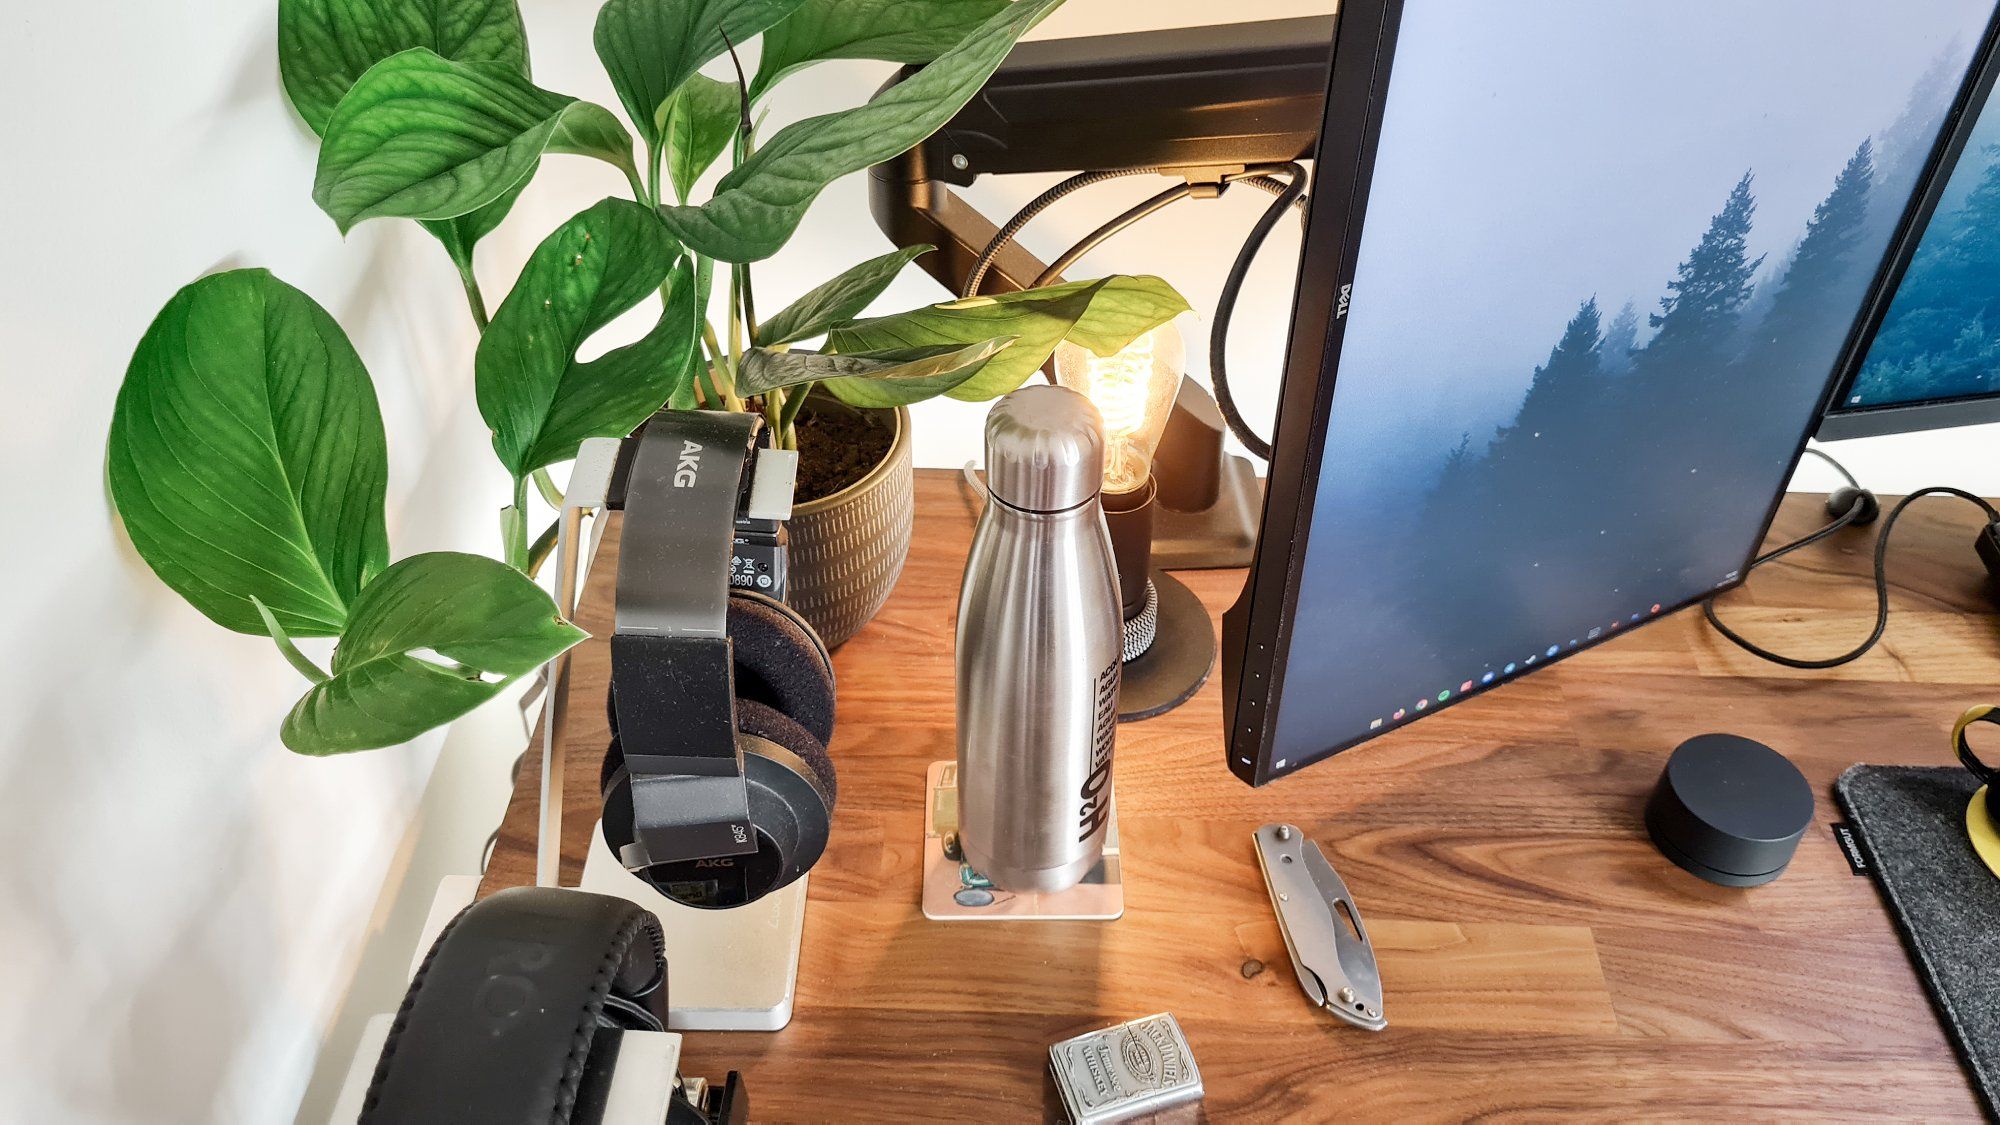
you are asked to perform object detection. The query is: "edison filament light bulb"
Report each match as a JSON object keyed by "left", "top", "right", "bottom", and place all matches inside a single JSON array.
[{"left": 1053, "top": 323, "right": 1185, "bottom": 494}]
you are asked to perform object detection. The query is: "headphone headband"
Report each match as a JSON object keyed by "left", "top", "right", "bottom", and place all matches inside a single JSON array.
[
  {"left": 611, "top": 411, "right": 766, "bottom": 867},
  {"left": 1957, "top": 704, "right": 2000, "bottom": 785},
  {"left": 616, "top": 410, "right": 760, "bottom": 639}
]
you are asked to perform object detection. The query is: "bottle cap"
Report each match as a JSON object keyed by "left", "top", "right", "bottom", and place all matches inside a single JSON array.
[{"left": 984, "top": 385, "right": 1105, "bottom": 513}]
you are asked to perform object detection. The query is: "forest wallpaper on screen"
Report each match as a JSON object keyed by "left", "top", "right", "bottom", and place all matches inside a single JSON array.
[
  {"left": 1847, "top": 84, "right": 2000, "bottom": 408},
  {"left": 1269, "top": 2, "right": 1993, "bottom": 768}
]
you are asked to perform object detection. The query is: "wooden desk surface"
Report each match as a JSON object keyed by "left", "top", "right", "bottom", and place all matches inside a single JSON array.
[{"left": 481, "top": 471, "right": 2000, "bottom": 1121}]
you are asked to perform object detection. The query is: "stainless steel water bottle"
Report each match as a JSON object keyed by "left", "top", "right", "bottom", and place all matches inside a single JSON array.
[{"left": 956, "top": 384, "right": 1123, "bottom": 893}]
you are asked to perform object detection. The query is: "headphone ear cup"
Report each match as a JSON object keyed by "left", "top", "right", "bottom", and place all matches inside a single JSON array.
[
  {"left": 736, "top": 698, "right": 836, "bottom": 808},
  {"left": 726, "top": 592, "right": 835, "bottom": 746},
  {"left": 361, "top": 888, "right": 667, "bottom": 1123}
]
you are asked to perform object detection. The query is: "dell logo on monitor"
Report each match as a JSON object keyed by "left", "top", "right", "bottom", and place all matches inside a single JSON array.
[{"left": 1335, "top": 284, "right": 1352, "bottom": 319}]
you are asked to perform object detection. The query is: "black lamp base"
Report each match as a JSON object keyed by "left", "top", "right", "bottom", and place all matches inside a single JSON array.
[
  {"left": 1117, "top": 570, "right": 1215, "bottom": 721},
  {"left": 1150, "top": 453, "right": 1261, "bottom": 570}
]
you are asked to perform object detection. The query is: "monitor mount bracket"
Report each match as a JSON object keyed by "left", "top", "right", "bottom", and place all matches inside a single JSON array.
[{"left": 868, "top": 16, "right": 1335, "bottom": 568}]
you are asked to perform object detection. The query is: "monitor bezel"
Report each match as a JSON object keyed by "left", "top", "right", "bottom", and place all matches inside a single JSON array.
[
  {"left": 1818, "top": 40, "right": 2000, "bottom": 440},
  {"left": 1222, "top": 0, "right": 2000, "bottom": 787}
]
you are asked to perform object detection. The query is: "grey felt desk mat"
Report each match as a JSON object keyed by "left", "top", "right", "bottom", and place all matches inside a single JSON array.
[{"left": 1834, "top": 765, "right": 1998, "bottom": 1119}]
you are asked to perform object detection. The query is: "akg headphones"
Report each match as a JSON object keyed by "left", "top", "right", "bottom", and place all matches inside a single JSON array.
[
  {"left": 360, "top": 887, "right": 743, "bottom": 1125},
  {"left": 599, "top": 410, "right": 839, "bottom": 910}
]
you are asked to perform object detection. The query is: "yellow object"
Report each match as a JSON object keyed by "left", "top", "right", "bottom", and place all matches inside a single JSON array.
[
  {"left": 1054, "top": 324, "right": 1185, "bottom": 494},
  {"left": 1953, "top": 704, "right": 2000, "bottom": 879},
  {"left": 1971, "top": 786, "right": 2000, "bottom": 880}
]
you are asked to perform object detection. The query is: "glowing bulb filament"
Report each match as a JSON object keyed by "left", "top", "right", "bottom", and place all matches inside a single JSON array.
[{"left": 1053, "top": 324, "right": 1186, "bottom": 496}]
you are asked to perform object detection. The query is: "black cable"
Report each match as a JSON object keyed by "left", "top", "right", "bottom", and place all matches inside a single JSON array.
[
  {"left": 1025, "top": 173, "right": 1311, "bottom": 290},
  {"left": 967, "top": 162, "right": 1312, "bottom": 459},
  {"left": 1800, "top": 446, "right": 1861, "bottom": 490},
  {"left": 1031, "top": 184, "right": 1197, "bottom": 287},
  {"left": 1738, "top": 449, "right": 1866, "bottom": 570},
  {"left": 962, "top": 168, "right": 1164, "bottom": 298},
  {"left": 1208, "top": 162, "right": 1308, "bottom": 460},
  {"left": 1703, "top": 465, "right": 2000, "bottom": 669}
]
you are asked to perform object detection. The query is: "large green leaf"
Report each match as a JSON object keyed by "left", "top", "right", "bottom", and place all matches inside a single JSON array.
[
  {"left": 277, "top": 0, "right": 529, "bottom": 135},
  {"left": 738, "top": 337, "right": 1013, "bottom": 401},
  {"left": 758, "top": 244, "right": 932, "bottom": 346},
  {"left": 593, "top": 0, "right": 802, "bottom": 150},
  {"left": 107, "top": 269, "right": 389, "bottom": 637},
  {"left": 281, "top": 552, "right": 585, "bottom": 754},
  {"left": 279, "top": 3, "right": 536, "bottom": 262},
  {"left": 662, "top": 75, "right": 742, "bottom": 203},
  {"left": 313, "top": 49, "right": 633, "bottom": 233},
  {"left": 829, "top": 275, "right": 1190, "bottom": 401},
  {"left": 476, "top": 199, "right": 699, "bottom": 477},
  {"left": 656, "top": 0, "right": 1065, "bottom": 262},
  {"left": 750, "top": 0, "right": 1009, "bottom": 101}
]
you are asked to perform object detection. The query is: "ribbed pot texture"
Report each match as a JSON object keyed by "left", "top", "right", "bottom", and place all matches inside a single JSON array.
[{"left": 786, "top": 405, "right": 914, "bottom": 648}]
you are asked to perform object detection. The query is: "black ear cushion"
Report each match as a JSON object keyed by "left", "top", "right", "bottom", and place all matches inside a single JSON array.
[
  {"left": 727, "top": 593, "right": 835, "bottom": 746},
  {"left": 361, "top": 888, "right": 666, "bottom": 1125},
  {"left": 736, "top": 698, "right": 836, "bottom": 807},
  {"left": 600, "top": 736, "right": 625, "bottom": 799}
]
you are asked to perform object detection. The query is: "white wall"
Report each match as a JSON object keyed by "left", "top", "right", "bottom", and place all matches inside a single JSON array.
[
  {"left": 4, "top": 2, "right": 1997, "bottom": 1123},
  {"left": 0, "top": 2, "right": 611, "bottom": 1121}
]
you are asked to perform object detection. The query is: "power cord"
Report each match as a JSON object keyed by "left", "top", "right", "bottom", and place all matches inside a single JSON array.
[
  {"left": 1031, "top": 183, "right": 1202, "bottom": 288},
  {"left": 961, "top": 164, "right": 1311, "bottom": 462},
  {"left": 1702, "top": 448, "right": 2000, "bottom": 669},
  {"left": 1208, "top": 162, "right": 1308, "bottom": 460},
  {"left": 962, "top": 168, "right": 1166, "bottom": 299}
]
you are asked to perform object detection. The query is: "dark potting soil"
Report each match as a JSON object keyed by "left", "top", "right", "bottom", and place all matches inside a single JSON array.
[{"left": 792, "top": 407, "right": 894, "bottom": 504}]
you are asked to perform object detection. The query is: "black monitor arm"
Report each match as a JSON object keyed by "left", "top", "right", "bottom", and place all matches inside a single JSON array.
[{"left": 868, "top": 15, "right": 1334, "bottom": 297}]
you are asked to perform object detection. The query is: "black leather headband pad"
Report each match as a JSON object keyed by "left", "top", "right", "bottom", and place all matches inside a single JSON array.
[
  {"left": 726, "top": 593, "right": 835, "bottom": 747},
  {"left": 361, "top": 888, "right": 666, "bottom": 1125}
]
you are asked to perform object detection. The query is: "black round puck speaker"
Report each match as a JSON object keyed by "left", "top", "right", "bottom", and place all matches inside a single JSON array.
[{"left": 1645, "top": 733, "right": 1815, "bottom": 887}]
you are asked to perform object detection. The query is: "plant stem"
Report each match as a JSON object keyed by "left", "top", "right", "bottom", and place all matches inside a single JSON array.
[
  {"left": 764, "top": 385, "right": 786, "bottom": 443},
  {"left": 777, "top": 379, "right": 815, "bottom": 447},
  {"left": 736, "top": 262, "right": 760, "bottom": 346},
  {"left": 525, "top": 517, "right": 562, "bottom": 578},
  {"left": 251, "top": 596, "right": 330, "bottom": 685},
  {"left": 699, "top": 319, "right": 742, "bottom": 411},
  {"left": 641, "top": 140, "right": 662, "bottom": 208},
  {"left": 271, "top": 634, "right": 332, "bottom": 685},
  {"left": 695, "top": 360, "right": 720, "bottom": 407},
  {"left": 623, "top": 162, "right": 650, "bottom": 208},
  {"left": 531, "top": 467, "right": 564, "bottom": 509},
  {"left": 727, "top": 276, "right": 750, "bottom": 411},
  {"left": 456, "top": 258, "right": 490, "bottom": 331},
  {"left": 504, "top": 476, "right": 529, "bottom": 570}
]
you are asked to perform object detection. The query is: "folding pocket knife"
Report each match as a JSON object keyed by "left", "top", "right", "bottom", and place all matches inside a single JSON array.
[{"left": 1253, "top": 824, "right": 1387, "bottom": 1031}]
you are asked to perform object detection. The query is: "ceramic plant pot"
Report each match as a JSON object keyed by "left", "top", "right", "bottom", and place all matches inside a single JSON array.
[{"left": 785, "top": 404, "right": 914, "bottom": 648}]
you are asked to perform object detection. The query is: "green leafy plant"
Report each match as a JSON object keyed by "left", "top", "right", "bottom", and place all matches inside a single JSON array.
[{"left": 108, "top": 0, "right": 1190, "bottom": 756}]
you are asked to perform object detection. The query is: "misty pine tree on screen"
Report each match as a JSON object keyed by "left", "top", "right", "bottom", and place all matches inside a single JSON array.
[{"left": 1853, "top": 139, "right": 2000, "bottom": 403}]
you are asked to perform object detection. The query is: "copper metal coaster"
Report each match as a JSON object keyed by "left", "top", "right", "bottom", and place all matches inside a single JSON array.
[{"left": 921, "top": 761, "right": 1123, "bottom": 921}]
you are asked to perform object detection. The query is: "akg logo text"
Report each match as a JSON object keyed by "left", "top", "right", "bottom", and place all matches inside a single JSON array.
[{"left": 674, "top": 440, "right": 703, "bottom": 487}]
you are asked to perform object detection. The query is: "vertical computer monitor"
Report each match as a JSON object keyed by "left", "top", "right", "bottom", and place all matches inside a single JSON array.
[
  {"left": 1820, "top": 53, "right": 2000, "bottom": 438},
  {"left": 1222, "top": 0, "right": 2000, "bottom": 786}
]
